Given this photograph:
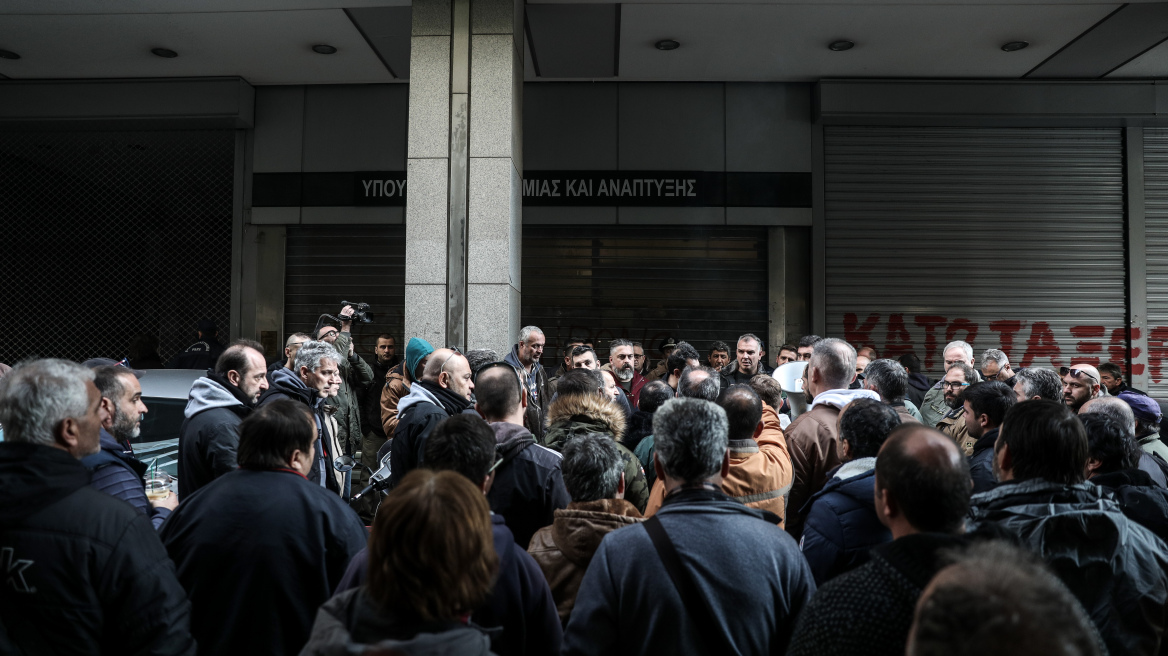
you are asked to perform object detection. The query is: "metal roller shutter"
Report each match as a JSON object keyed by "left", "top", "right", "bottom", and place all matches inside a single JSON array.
[
  {"left": 522, "top": 225, "right": 769, "bottom": 368},
  {"left": 824, "top": 126, "right": 1126, "bottom": 378},
  {"left": 284, "top": 225, "right": 406, "bottom": 355},
  {"left": 1146, "top": 129, "right": 1168, "bottom": 397}
]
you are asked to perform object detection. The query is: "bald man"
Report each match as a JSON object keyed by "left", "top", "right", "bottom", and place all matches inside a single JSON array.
[
  {"left": 788, "top": 426, "right": 973, "bottom": 656},
  {"left": 389, "top": 348, "right": 475, "bottom": 488}
]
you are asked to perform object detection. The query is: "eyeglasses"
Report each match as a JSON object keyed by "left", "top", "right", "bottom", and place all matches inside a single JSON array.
[
  {"left": 1060, "top": 367, "right": 1099, "bottom": 383},
  {"left": 319, "top": 330, "right": 338, "bottom": 339},
  {"left": 942, "top": 381, "right": 970, "bottom": 389},
  {"left": 487, "top": 453, "right": 505, "bottom": 474},
  {"left": 437, "top": 346, "right": 463, "bottom": 373}
]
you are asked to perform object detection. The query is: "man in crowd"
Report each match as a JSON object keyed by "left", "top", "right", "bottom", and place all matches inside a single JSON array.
[
  {"left": 625, "top": 379, "right": 671, "bottom": 451},
  {"left": 661, "top": 341, "right": 701, "bottom": 393},
  {"left": 935, "top": 363, "right": 976, "bottom": 454},
  {"left": 962, "top": 381, "right": 1016, "bottom": 493},
  {"left": 1061, "top": 363, "right": 1103, "bottom": 413},
  {"left": 529, "top": 434, "right": 645, "bottom": 625},
  {"left": 85, "top": 364, "right": 176, "bottom": 529},
  {"left": 1121, "top": 390, "right": 1168, "bottom": 461},
  {"left": 355, "top": 333, "right": 399, "bottom": 515},
  {"left": 571, "top": 344, "right": 633, "bottom": 415},
  {"left": 389, "top": 347, "right": 474, "bottom": 487},
  {"left": 708, "top": 340, "right": 731, "bottom": 371},
  {"left": 505, "top": 326, "right": 550, "bottom": 442},
  {"left": 562, "top": 398, "right": 816, "bottom": 656},
  {"left": 259, "top": 340, "right": 344, "bottom": 493},
  {"left": 178, "top": 340, "right": 269, "bottom": 497},
  {"left": 474, "top": 362, "right": 571, "bottom": 549},
  {"left": 606, "top": 338, "right": 646, "bottom": 408},
  {"left": 550, "top": 338, "right": 587, "bottom": 390},
  {"left": 1082, "top": 412, "right": 1168, "bottom": 543},
  {"left": 979, "top": 348, "right": 1014, "bottom": 383},
  {"left": 570, "top": 345, "right": 600, "bottom": 370},
  {"left": 787, "top": 425, "right": 972, "bottom": 656},
  {"left": 315, "top": 306, "right": 374, "bottom": 457},
  {"left": 162, "top": 400, "right": 367, "bottom": 656},
  {"left": 1099, "top": 361, "right": 1146, "bottom": 396},
  {"left": 645, "top": 337, "right": 677, "bottom": 382},
  {"left": 1080, "top": 396, "right": 1168, "bottom": 487},
  {"left": 1013, "top": 366, "right": 1063, "bottom": 403},
  {"left": 634, "top": 365, "right": 720, "bottom": 491},
  {"left": 796, "top": 334, "right": 822, "bottom": 361},
  {"left": 777, "top": 344, "right": 799, "bottom": 366},
  {"left": 723, "top": 333, "right": 772, "bottom": 385},
  {"left": 785, "top": 338, "right": 879, "bottom": 539},
  {"left": 269, "top": 332, "right": 310, "bottom": 375},
  {"left": 633, "top": 341, "right": 650, "bottom": 377},
  {"left": 862, "top": 358, "right": 922, "bottom": 423},
  {"left": 800, "top": 399, "right": 898, "bottom": 585},
  {"left": 0, "top": 359, "right": 195, "bottom": 655},
  {"left": 969, "top": 399, "right": 1168, "bottom": 655},
  {"left": 168, "top": 318, "right": 225, "bottom": 370},
  {"left": 920, "top": 340, "right": 976, "bottom": 426}
]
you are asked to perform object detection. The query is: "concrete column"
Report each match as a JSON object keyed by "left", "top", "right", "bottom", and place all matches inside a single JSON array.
[{"left": 404, "top": 0, "right": 523, "bottom": 357}]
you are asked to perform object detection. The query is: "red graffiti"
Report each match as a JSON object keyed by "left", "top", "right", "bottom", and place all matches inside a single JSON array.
[
  {"left": 1109, "top": 328, "right": 1132, "bottom": 376},
  {"left": 989, "top": 320, "right": 1024, "bottom": 362},
  {"left": 844, "top": 313, "right": 880, "bottom": 349},
  {"left": 946, "top": 319, "right": 979, "bottom": 347},
  {"left": 1019, "top": 322, "right": 1063, "bottom": 369},
  {"left": 1069, "top": 325, "right": 1105, "bottom": 367},
  {"left": 914, "top": 316, "right": 948, "bottom": 371},
  {"left": 884, "top": 314, "right": 914, "bottom": 358}
]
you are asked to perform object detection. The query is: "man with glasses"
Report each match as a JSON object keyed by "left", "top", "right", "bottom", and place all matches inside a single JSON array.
[
  {"left": 1061, "top": 363, "right": 1104, "bottom": 413},
  {"left": 388, "top": 348, "right": 475, "bottom": 488},
  {"left": 935, "top": 362, "right": 976, "bottom": 454},
  {"left": 921, "top": 340, "right": 977, "bottom": 426},
  {"left": 315, "top": 307, "right": 374, "bottom": 460}
]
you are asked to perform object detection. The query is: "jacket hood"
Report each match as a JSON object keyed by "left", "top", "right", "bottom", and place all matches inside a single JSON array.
[
  {"left": 809, "top": 388, "right": 880, "bottom": 412},
  {"left": 262, "top": 366, "right": 320, "bottom": 408},
  {"left": 553, "top": 499, "right": 644, "bottom": 565},
  {"left": 185, "top": 375, "right": 249, "bottom": 418},
  {"left": 491, "top": 421, "right": 534, "bottom": 449},
  {"left": 1091, "top": 468, "right": 1158, "bottom": 489},
  {"left": 396, "top": 381, "right": 442, "bottom": 415},
  {"left": 907, "top": 373, "right": 932, "bottom": 392},
  {"left": 546, "top": 393, "right": 626, "bottom": 443},
  {"left": 0, "top": 443, "right": 91, "bottom": 522},
  {"left": 971, "top": 478, "right": 1120, "bottom": 521},
  {"left": 505, "top": 343, "right": 543, "bottom": 378}
]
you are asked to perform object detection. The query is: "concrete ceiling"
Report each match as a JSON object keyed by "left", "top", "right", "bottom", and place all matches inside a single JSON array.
[{"left": 0, "top": 1, "right": 1166, "bottom": 84}]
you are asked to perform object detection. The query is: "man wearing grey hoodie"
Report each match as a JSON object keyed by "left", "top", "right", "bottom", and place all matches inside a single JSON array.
[
  {"left": 177, "top": 341, "right": 269, "bottom": 498},
  {"left": 783, "top": 338, "right": 880, "bottom": 540}
]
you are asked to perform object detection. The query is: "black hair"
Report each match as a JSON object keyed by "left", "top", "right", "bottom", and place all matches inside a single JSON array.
[
  {"left": 638, "top": 380, "right": 673, "bottom": 414},
  {"left": 561, "top": 434, "right": 623, "bottom": 502},
  {"left": 557, "top": 368, "right": 604, "bottom": 397},
  {"left": 961, "top": 381, "right": 1016, "bottom": 428},
  {"left": 423, "top": 414, "right": 497, "bottom": 484},
  {"left": 779, "top": 344, "right": 798, "bottom": 356},
  {"left": 875, "top": 424, "right": 971, "bottom": 534},
  {"left": 709, "top": 340, "right": 730, "bottom": 355},
  {"left": 798, "top": 335, "right": 823, "bottom": 349},
  {"left": 237, "top": 400, "right": 316, "bottom": 469},
  {"left": 570, "top": 345, "right": 598, "bottom": 364},
  {"left": 678, "top": 365, "right": 720, "bottom": 401},
  {"left": 667, "top": 342, "right": 701, "bottom": 376},
  {"left": 997, "top": 400, "right": 1088, "bottom": 485},
  {"left": 92, "top": 365, "right": 133, "bottom": 401},
  {"left": 839, "top": 398, "right": 901, "bottom": 458},
  {"left": 473, "top": 364, "right": 521, "bottom": 420},
  {"left": 215, "top": 339, "right": 263, "bottom": 377},
  {"left": 719, "top": 385, "right": 763, "bottom": 442},
  {"left": 898, "top": 352, "right": 922, "bottom": 374},
  {"left": 1080, "top": 412, "right": 1140, "bottom": 474},
  {"left": 1098, "top": 362, "right": 1123, "bottom": 379}
]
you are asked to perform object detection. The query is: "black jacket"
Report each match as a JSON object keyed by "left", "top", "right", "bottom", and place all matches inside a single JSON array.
[
  {"left": 799, "top": 463, "right": 891, "bottom": 586},
  {"left": 160, "top": 468, "right": 368, "bottom": 656},
  {"left": 721, "top": 361, "right": 773, "bottom": 386},
  {"left": 623, "top": 409, "right": 654, "bottom": 452},
  {"left": 969, "top": 478, "right": 1168, "bottom": 656},
  {"left": 258, "top": 368, "right": 341, "bottom": 493},
  {"left": 967, "top": 427, "right": 999, "bottom": 494},
  {"left": 83, "top": 428, "right": 171, "bottom": 530},
  {"left": 487, "top": 422, "right": 572, "bottom": 549},
  {"left": 904, "top": 373, "right": 931, "bottom": 409},
  {"left": 1091, "top": 468, "right": 1168, "bottom": 544},
  {"left": 505, "top": 345, "right": 550, "bottom": 443},
  {"left": 0, "top": 443, "right": 195, "bottom": 655},
  {"left": 178, "top": 372, "right": 253, "bottom": 498},
  {"left": 389, "top": 380, "right": 466, "bottom": 488}
]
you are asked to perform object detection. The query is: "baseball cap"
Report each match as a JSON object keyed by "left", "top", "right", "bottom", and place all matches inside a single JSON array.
[{"left": 1118, "top": 390, "right": 1163, "bottom": 423}]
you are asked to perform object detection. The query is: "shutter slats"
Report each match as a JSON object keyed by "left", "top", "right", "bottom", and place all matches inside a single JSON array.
[{"left": 1145, "top": 129, "right": 1168, "bottom": 396}]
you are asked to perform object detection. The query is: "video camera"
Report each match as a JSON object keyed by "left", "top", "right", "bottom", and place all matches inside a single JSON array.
[{"left": 339, "top": 301, "right": 374, "bottom": 324}]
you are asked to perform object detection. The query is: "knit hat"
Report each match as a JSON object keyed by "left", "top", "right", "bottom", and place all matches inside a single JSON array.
[{"left": 405, "top": 337, "right": 435, "bottom": 381}]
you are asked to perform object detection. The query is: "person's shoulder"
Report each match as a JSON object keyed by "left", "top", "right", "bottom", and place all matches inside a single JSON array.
[{"left": 49, "top": 484, "right": 145, "bottom": 540}]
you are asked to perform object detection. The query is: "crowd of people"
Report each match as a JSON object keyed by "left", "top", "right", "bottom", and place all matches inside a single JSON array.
[{"left": 3, "top": 319, "right": 1168, "bottom": 656}]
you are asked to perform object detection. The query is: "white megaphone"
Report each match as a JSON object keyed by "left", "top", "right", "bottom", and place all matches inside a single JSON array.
[{"left": 773, "top": 361, "right": 809, "bottom": 421}]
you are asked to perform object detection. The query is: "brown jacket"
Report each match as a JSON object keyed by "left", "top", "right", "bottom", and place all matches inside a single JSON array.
[
  {"left": 784, "top": 401, "right": 843, "bottom": 540},
  {"left": 937, "top": 406, "right": 974, "bottom": 456},
  {"left": 378, "top": 362, "right": 411, "bottom": 437},
  {"left": 643, "top": 404, "right": 794, "bottom": 526},
  {"left": 527, "top": 498, "right": 644, "bottom": 624},
  {"left": 893, "top": 404, "right": 921, "bottom": 425}
]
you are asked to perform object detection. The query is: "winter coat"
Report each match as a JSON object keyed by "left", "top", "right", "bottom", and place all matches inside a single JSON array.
[
  {"left": 969, "top": 478, "right": 1168, "bottom": 656},
  {"left": 784, "top": 388, "right": 881, "bottom": 539},
  {"left": 177, "top": 371, "right": 253, "bottom": 498},
  {"left": 506, "top": 345, "right": 550, "bottom": 443},
  {"left": 301, "top": 587, "right": 496, "bottom": 656},
  {"left": 487, "top": 421, "right": 572, "bottom": 549},
  {"left": 390, "top": 380, "right": 467, "bottom": 488},
  {"left": 527, "top": 498, "right": 645, "bottom": 624},
  {"left": 904, "top": 373, "right": 931, "bottom": 409},
  {"left": 919, "top": 384, "right": 948, "bottom": 427},
  {"left": 334, "top": 514, "right": 561, "bottom": 656},
  {"left": 967, "top": 428, "right": 999, "bottom": 494},
  {"left": 324, "top": 331, "right": 374, "bottom": 453},
  {"left": 362, "top": 356, "right": 397, "bottom": 438},
  {"left": 83, "top": 428, "right": 171, "bottom": 529},
  {"left": 936, "top": 405, "right": 973, "bottom": 456},
  {"left": 623, "top": 409, "right": 654, "bottom": 452},
  {"left": 379, "top": 360, "right": 412, "bottom": 436},
  {"left": 258, "top": 367, "right": 343, "bottom": 493},
  {"left": 1141, "top": 432, "right": 1168, "bottom": 463},
  {"left": 160, "top": 468, "right": 368, "bottom": 656},
  {"left": 644, "top": 359, "right": 668, "bottom": 383},
  {"left": 1091, "top": 468, "right": 1168, "bottom": 544},
  {"left": 0, "top": 442, "right": 195, "bottom": 655},
  {"left": 787, "top": 533, "right": 969, "bottom": 656},
  {"left": 799, "top": 460, "right": 891, "bottom": 586},
  {"left": 544, "top": 393, "right": 649, "bottom": 513},
  {"left": 561, "top": 488, "right": 816, "bottom": 656},
  {"left": 644, "top": 403, "right": 793, "bottom": 525},
  {"left": 634, "top": 434, "right": 658, "bottom": 490},
  {"left": 889, "top": 399, "right": 921, "bottom": 424}
]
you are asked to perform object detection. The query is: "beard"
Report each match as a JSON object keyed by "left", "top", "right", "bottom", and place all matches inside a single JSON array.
[
  {"left": 944, "top": 394, "right": 961, "bottom": 409},
  {"left": 616, "top": 363, "right": 634, "bottom": 383},
  {"left": 111, "top": 406, "right": 141, "bottom": 442}
]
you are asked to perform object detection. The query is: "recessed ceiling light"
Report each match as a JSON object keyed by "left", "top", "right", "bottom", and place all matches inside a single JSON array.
[
  {"left": 312, "top": 44, "right": 338, "bottom": 55},
  {"left": 655, "top": 40, "right": 680, "bottom": 51},
  {"left": 1001, "top": 41, "right": 1029, "bottom": 52},
  {"left": 0, "top": 49, "right": 20, "bottom": 60},
  {"left": 151, "top": 48, "right": 178, "bottom": 58},
  {"left": 829, "top": 40, "right": 855, "bottom": 52}
]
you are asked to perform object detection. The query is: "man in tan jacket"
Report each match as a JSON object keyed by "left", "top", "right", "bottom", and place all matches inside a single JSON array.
[{"left": 783, "top": 338, "right": 879, "bottom": 540}]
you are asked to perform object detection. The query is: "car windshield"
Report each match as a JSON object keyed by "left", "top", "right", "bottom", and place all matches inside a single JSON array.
[{"left": 135, "top": 396, "right": 185, "bottom": 476}]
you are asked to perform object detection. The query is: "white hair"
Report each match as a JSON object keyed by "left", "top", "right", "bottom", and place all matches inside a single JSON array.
[
  {"left": 944, "top": 340, "right": 974, "bottom": 362},
  {"left": 0, "top": 359, "right": 94, "bottom": 447},
  {"left": 518, "top": 326, "right": 544, "bottom": 344},
  {"left": 980, "top": 349, "right": 1008, "bottom": 368},
  {"left": 294, "top": 341, "right": 338, "bottom": 373}
]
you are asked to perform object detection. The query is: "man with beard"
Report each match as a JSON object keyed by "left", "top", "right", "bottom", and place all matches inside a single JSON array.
[
  {"left": 961, "top": 381, "right": 1016, "bottom": 493},
  {"left": 505, "top": 326, "right": 550, "bottom": 442},
  {"left": 935, "top": 363, "right": 976, "bottom": 455},
  {"left": 389, "top": 348, "right": 476, "bottom": 488},
  {"left": 921, "top": 341, "right": 977, "bottom": 426},
  {"left": 607, "top": 338, "right": 646, "bottom": 408},
  {"left": 1061, "top": 363, "right": 1104, "bottom": 413},
  {"left": 723, "top": 334, "right": 772, "bottom": 385},
  {"left": 84, "top": 363, "right": 177, "bottom": 529}
]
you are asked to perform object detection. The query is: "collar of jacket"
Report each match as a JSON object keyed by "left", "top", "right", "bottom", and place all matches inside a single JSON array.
[
  {"left": 870, "top": 532, "right": 970, "bottom": 590},
  {"left": 728, "top": 438, "right": 759, "bottom": 455},
  {"left": 1091, "top": 468, "right": 1157, "bottom": 489},
  {"left": 98, "top": 428, "right": 133, "bottom": 456},
  {"left": 546, "top": 393, "right": 626, "bottom": 443},
  {"left": 970, "top": 427, "right": 999, "bottom": 455},
  {"left": 970, "top": 478, "right": 1115, "bottom": 514},
  {"left": 505, "top": 344, "right": 542, "bottom": 379},
  {"left": 660, "top": 486, "right": 782, "bottom": 524},
  {"left": 416, "top": 380, "right": 471, "bottom": 415}
]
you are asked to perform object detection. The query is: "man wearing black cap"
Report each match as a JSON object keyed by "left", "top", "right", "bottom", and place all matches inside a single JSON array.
[{"left": 167, "top": 318, "right": 226, "bottom": 370}]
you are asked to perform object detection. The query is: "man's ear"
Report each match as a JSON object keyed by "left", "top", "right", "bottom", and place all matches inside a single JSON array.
[
  {"left": 978, "top": 412, "right": 991, "bottom": 431},
  {"left": 877, "top": 487, "right": 897, "bottom": 523},
  {"left": 99, "top": 397, "right": 116, "bottom": 428},
  {"left": 1085, "top": 457, "right": 1103, "bottom": 476},
  {"left": 56, "top": 416, "right": 82, "bottom": 451},
  {"left": 720, "top": 450, "right": 731, "bottom": 478},
  {"left": 227, "top": 369, "right": 242, "bottom": 387},
  {"left": 753, "top": 419, "right": 764, "bottom": 439}
]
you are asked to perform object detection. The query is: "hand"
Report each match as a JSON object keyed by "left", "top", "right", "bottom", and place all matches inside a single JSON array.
[
  {"left": 152, "top": 491, "right": 179, "bottom": 511},
  {"left": 348, "top": 340, "right": 355, "bottom": 357},
  {"left": 339, "top": 305, "right": 354, "bottom": 319}
]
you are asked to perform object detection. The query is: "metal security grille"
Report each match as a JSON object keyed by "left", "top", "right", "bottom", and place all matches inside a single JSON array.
[
  {"left": 521, "top": 225, "right": 769, "bottom": 368},
  {"left": 0, "top": 130, "right": 235, "bottom": 365},
  {"left": 284, "top": 225, "right": 406, "bottom": 355},
  {"left": 1145, "top": 129, "right": 1168, "bottom": 396},
  {"left": 824, "top": 126, "right": 1126, "bottom": 378}
]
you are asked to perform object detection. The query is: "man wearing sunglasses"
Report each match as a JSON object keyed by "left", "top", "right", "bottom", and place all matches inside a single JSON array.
[{"left": 1060, "top": 364, "right": 1103, "bottom": 413}]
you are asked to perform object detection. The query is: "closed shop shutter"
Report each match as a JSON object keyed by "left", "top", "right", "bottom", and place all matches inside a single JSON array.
[
  {"left": 1145, "top": 129, "right": 1168, "bottom": 397},
  {"left": 284, "top": 225, "right": 406, "bottom": 355},
  {"left": 521, "top": 225, "right": 769, "bottom": 369},
  {"left": 824, "top": 126, "right": 1126, "bottom": 378}
]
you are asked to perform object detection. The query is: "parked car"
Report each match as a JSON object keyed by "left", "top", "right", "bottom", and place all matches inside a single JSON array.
[{"left": 134, "top": 369, "right": 203, "bottom": 478}]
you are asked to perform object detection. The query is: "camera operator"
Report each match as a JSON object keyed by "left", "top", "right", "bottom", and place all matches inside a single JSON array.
[{"left": 317, "top": 305, "right": 374, "bottom": 458}]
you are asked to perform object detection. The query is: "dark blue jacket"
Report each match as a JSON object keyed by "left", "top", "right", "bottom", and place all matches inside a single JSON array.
[
  {"left": 1091, "top": 468, "right": 1168, "bottom": 544},
  {"left": 335, "top": 513, "right": 561, "bottom": 656},
  {"left": 82, "top": 428, "right": 171, "bottom": 530},
  {"left": 968, "top": 428, "right": 999, "bottom": 494},
  {"left": 799, "top": 464, "right": 891, "bottom": 586}
]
